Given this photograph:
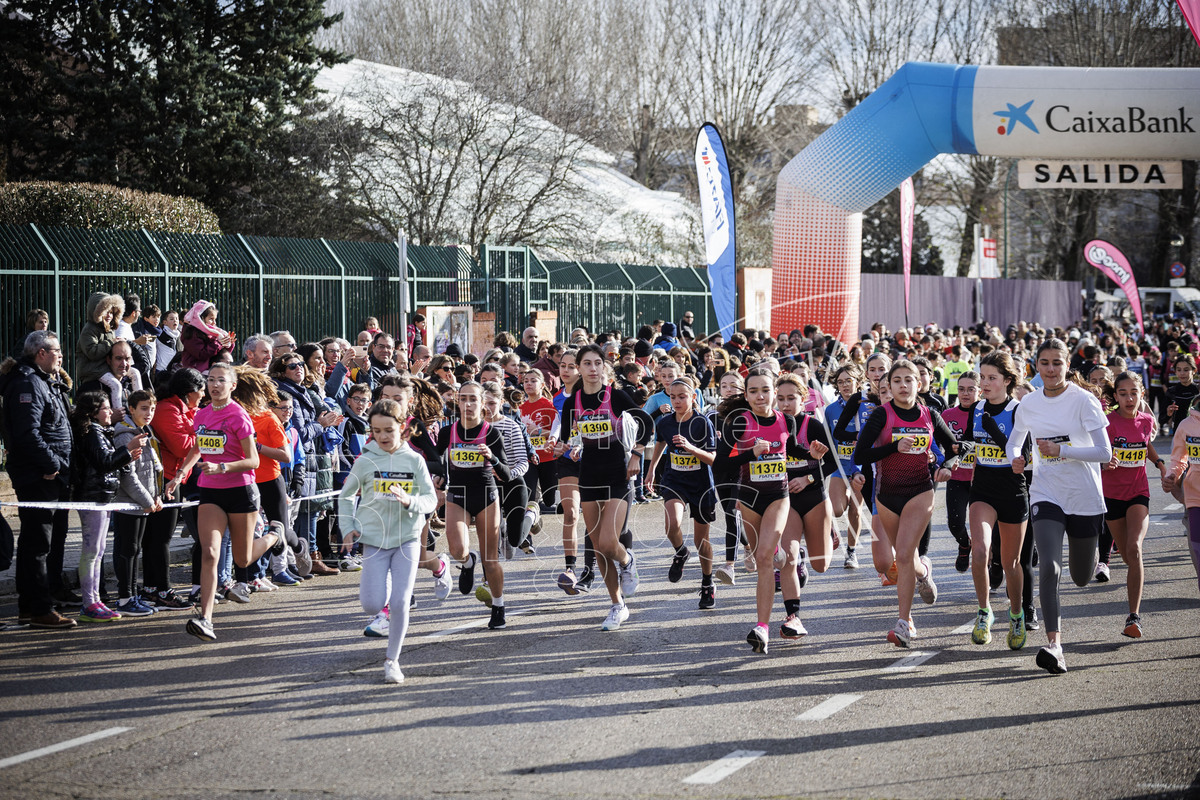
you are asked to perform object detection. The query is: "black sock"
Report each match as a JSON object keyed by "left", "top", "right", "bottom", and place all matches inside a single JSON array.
[
  {"left": 702, "top": 573, "right": 713, "bottom": 586},
  {"left": 847, "top": 546, "right": 856, "bottom": 555},
  {"left": 676, "top": 544, "right": 688, "bottom": 556},
  {"left": 784, "top": 598, "right": 800, "bottom": 616},
  {"left": 565, "top": 555, "right": 577, "bottom": 568},
  {"left": 619, "top": 530, "right": 633, "bottom": 551}
]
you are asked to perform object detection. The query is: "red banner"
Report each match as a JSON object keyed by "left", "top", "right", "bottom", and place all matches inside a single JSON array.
[{"left": 1084, "top": 239, "right": 1144, "bottom": 336}]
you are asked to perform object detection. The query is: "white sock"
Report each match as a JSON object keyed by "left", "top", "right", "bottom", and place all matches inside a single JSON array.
[{"left": 493, "top": 596, "right": 504, "bottom": 607}]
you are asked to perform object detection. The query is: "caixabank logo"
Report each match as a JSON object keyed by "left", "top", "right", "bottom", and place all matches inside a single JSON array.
[{"left": 991, "top": 99, "right": 1195, "bottom": 136}]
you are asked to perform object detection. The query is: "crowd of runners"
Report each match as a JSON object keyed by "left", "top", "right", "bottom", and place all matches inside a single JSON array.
[{"left": 3, "top": 293, "right": 1199, "bottom": 684}]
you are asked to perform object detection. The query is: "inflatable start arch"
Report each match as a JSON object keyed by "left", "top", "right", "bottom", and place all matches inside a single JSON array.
[{"left": 770, "top": 62, "right": 1200, "bottom": 341}]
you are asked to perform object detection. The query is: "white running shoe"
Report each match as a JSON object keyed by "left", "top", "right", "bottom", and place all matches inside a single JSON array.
[
  {"left": 251, "top": 577, "right": 277, "bottom": 592},
  {"left": 1036, "top": 643, "right": 1067, "bottom": 674},
  {"left": 887, "top": 618, "right": 912, "bottom": 648},
  {"left": 526, "top": 503, "right": 542, "bottom": 535},
  {"left": 714, "top": 563, "right": 735, "bottom": 585},
  {"left": 432, "top": 554, "right": 452, "bottom": 600},
  {"left": 916, "top": 555, "right": 938, "bottom": 605},
  {"left": 339, "top": 557, "right": 363, "bottom": 573},
  {"left": 225, "top": 582, "right": 252, "bottom": 603},
  {"left": 779, "top": 614, "right": 808, "bottom": 640},
  {"left": 746, "top": 625, "right": 768, "bottom": 654},
  {"left": 1094, "top": 562, "right": 1111, "bottom": 583},
  {"left": 383, "top": 659, "right": 404, "bottom": 684},
  {"left": 844, "top": 551, "right": 860, "bottom": 569},
  {"left": 773, "top": 546, "right": 787, "bottom": 569},
  {"left": 601, "top": 603, "right": 629, "bottom": 631},
  {"left": 364, "top": 610, "right": 390, "bottom": 638},
  {"left": 617, "top": 550, "right": 640, "bottom": 597}
]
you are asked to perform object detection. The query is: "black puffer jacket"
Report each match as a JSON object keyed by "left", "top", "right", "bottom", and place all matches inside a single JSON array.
[
  {"left": 71, "top": 423, "right": 134, "bottom": 502},
  {"left": 0, "top": 356, "right": 73, "bottom": 489}
]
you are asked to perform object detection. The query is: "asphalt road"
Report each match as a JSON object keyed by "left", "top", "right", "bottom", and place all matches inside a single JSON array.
[{"left": 1, "top": 476, "right": 1198, "bottom": 800}]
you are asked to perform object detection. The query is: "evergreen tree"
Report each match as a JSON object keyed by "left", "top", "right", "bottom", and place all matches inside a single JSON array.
[
  {"left": 0, "top": 0, "right": 360, "bottom": 236},
  {"left": 860, "top": 187, "right": 944, "bottom": 276}
]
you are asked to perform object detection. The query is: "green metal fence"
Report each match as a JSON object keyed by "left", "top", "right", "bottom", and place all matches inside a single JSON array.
[{"left": 0, "top": 225, "right": 719, "bottom": 380}]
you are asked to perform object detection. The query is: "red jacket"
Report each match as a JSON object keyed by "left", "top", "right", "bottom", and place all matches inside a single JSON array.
[{"left": 150, "top": 395, "right": 196, "bottom": 482}]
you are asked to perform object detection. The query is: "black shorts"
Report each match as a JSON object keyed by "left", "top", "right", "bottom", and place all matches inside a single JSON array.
[
  {"left": 199, "top": 483, "right": 260, "bottom": 515},
  {"left": 1030, "top": 502, "right": 1104, "bottom": 539},
  {"left": 789, "top": 486, "right": 828, "bottom": 518},
  {"left": 557, "top": 457, "right": 581, "bottom": 480},
  {"left": 876, "top": 490, "right": 928, "bottom": 517},
  {"left": 969, "top": 485, "right": 1030, "bottom": 525},
  {"left": 446, "top": 487, "right": 498, "bottom": 518},
  {"left": 737, "top": 485, "right": 788, "bottom": 517},
  {"left": 579, "top": 480, "right": 632, "bottom": 504},
  {"left": 660, "top": 482, "right": 717, "bottom": 524},
  {"left": 1104, "top": 495, "right": 1150, "bottom": 521}
]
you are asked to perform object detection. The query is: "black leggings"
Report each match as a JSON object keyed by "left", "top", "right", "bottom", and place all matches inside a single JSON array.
[
  {"left": 525, "top": 461, "right": 558, "bottom": 508},
  {"left": 258, "top": 475, "right": 299, "bottom": 549},
  {"left": 945, "top": 479, "right": 971, "bottom": 550},
  {"left": 113, "top": 513, "right": 149, "bottom": 598},
  {"left": 501, "top": 477, "right": 533, "bottom": 548},
  {"left": 716, "top": 481, "right": 742, "bottom": 562},
  {"left": 143, "top": 505, "right": 180, "bottom": 592}
]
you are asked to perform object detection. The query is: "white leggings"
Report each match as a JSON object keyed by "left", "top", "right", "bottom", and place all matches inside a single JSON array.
[{"left": 360, "top": 540, "right": 420, "bottom": 661}]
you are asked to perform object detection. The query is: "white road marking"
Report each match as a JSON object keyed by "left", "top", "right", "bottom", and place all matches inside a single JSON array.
[
  {"left": 951, "top": 622, "right": 975, "bottom": 635},
  {"left": 883, "top": 651, "right": 938, "bottom": 672},
  {"left": 1138, "top": 784, "right": 1195, "bottom": 792},
  {"left": 796, "top": 694, "right": 863, "bottom": 721},
  {"left": 682, "top": 750, "right": 766, "bottom": 784},
  {"left": 0, "top": 727, "right": 131, "bottom": 770},
  {"left": 1164, "top": 503, "right": 1183, "bottom": 511}
]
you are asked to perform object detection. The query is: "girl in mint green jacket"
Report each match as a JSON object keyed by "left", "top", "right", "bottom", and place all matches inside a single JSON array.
[{"left": 340, "top": 399, "right": 437, "bottom": 684}]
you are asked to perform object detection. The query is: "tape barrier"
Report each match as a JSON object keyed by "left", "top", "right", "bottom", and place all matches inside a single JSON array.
[{"left": 0, "top": 488, "right": 344, "bottom": 513}]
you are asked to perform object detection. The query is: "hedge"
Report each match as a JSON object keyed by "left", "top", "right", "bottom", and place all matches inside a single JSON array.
[{"left": 0, "top": 181, "right": 221, "bottom": 234}]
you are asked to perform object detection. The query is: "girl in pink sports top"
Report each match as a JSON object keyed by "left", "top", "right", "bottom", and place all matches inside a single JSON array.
[{"left": 1101, "top": 372, "right": 1165, "bottom": 640}]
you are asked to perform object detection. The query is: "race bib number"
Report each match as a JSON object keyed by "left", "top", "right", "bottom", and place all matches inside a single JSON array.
[
  {"left": 749, "top": 454, "right": 787, "bottom": 482},
  {"left": 373, "top": 471, "right": 414, "bottom": 499},
  {"left": 974, "top": 443, "right": 1007, "bottom": 468},
  {"left": 1038, "top": 435, "right": 1071, "bottom": 465},
  {"left": 450, "top": 445, "right": 485, "bottom": 468},
  {"left": 530, "top": 435, "right": 547, "bottom": 449},
  {"left": 959, "top": 451, "right": 975, "bottom": 470},
  {"left": 892, "top": 426, "right": 930, "bottom": 454},
  {"left": 1113, "top": 443, "right": 1147, "bottom": 468},
  {"left": 1186, "top": 436, "right": 1200, "bottom": 465},
  {"left": 670, "top": 452, "right": 700, "bottom": 472},
  {"left": 836, "top": 443, "right": 855, "bottom": 460},
  {"left": 578, "top": 418, "right": 614, "bottom": 439},
  {"left": 198, "top": 430, "right": 227, "bottom": 456}
]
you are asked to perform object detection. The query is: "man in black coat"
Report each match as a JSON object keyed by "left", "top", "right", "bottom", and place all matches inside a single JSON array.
[{"left": 0, "top": 330, "right": 76, "bottom": 628}]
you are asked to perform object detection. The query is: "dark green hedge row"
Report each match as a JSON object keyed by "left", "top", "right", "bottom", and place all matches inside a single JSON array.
[{"left": 0, "top": 181, "right": 220, "bottom": 234}]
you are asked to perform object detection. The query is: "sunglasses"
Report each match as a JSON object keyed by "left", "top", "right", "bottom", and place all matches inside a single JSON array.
[{"left": 285, "top": 363, "right": 304, "bottom": 371}]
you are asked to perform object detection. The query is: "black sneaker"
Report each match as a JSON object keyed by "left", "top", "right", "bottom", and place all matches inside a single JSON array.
[
  {"left": 152, "top": 589, "right": 191, "bottom": 610},
  {"left": 1024, "top": 605, "right": 1041, "bottom": 631},
  {"left": 53, "top": 588, "right": 83, "bottom": 609},
  {"left": 487, "top": 605, "right": 507, "bottom": 630},
  {"left": 955, "top": 546, "right": 971, "bottom": 573},
  {"left": 458, "top": 552, "right": 478, "bottom": 595},
  {"left": 988, "top": 561, "right": 1004, "bottom": 591},
  {"left": 575, "top": 566, "right": 594, "bottom": 593},
  {"left": 668, "top": 548, "right": 690, "bottom": 583},
  {"left": 698, "top": 585, "right": 715, "bottom": 610}
]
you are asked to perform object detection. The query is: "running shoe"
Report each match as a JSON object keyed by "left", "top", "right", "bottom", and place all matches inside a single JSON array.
[
  {"left": 1024, "top": 605, "right": 1041, "bottom": 631},
  {"left": 475, "top": 584, "right": 493, "bottom": 608},
  {"left": 773, "top": 546, "right": 787, "bottom": 569},
  {"left": 383, "top": 659, "right": 404, "bottom": 684},
  {"left": 458, "top": 551, "right": 478, "bottom": 595},
  {"left": 116, "top": 597, "right": 156, "bottom": 618},
  {"left": 989, "top": 561, "right": 1004, "bottom": 591},
  {"left": 1095, "top": 562, "right": 1111, "bottom": 583},
  {"left": 916, "top": 556, "right": 938, "bottom": 604},
  {"left": 433, "top": 554, "right": 452, "bottom": 600},
  {"left": 251, "top": 577, "right": 278, "bottom": 592},
  {"left": 364, "top": 609, "right": 390, "bottom": 638},
  {"left": 971, "top": 607, "right": 994, "bottom": 645},
  {"left": 796, "top": 548, "right": 809, "bottom": 588},
  {"left": 503, "top": 538, "right": 514, "bottom": 561},
  {"left": 1122, "top": 613, "right": 1143, "bottom": 639},
  {"left": 268, "top": 522, "right": 288, "bottom": 557},
  {"left": 518, "top": 537, "right": 536, "bottom": 556},
  {"left": 668, "top": 548, "right": 690, "bottom": 583},
  {"left": 487, "top": 605, "right": 506, "bottom": 630},
  {"left": 79, "top": 603, "right": 121, "bottom": 623},
  {"left": 601, "top": 603, "right": 629, "bottom": 631},
  {"left": 556, "top": 568, "right": 579, "bottom": 596},
  {"left": 780, "top": 614, "right": 808, "bottom": 640},
  {"left": 186, "top": 614, "right": 216, "bottom": 642},
  {"left": 294, "top": 546, "right": 313, "bottom": 578},
  {"left": 52, "top": 588, "right": 84, "bottom": 609},
  {"left": 575, "top": 566, "right": 594, "bottom": 594},
  {"left": 271, "top": 571, "right": 300, "bottom": 587},
  {"left": 225, "top": 582, "right": 252, "bottom": 604},
  {"left": 955, "top": 545, "right": 971, "bottom": 573},
  {"left": 843, "top": 551, "right": 859, "bottom": 569},
  {"left": 1036, "top": 643, "right": 1067, "bottom": 674},
  {"left": 745, "top": 553, "right": 757, "bottom": 573},
  {"left": 618, "top": 550, "right": 640, "bottom": 597},
  {"left": 746, "top": 625, "right": 768, "bottom": 653},
  {"left": 149, "top": 588, "right": 192, "bottom": 609},
  {"left": 881, "top": 561, "right": 898, "bottom": 586},
  {"left": 187, "top": 589, "right": 202, "bottom": 607},
  {"left": 527, "top": 503, "right": 543, "bottom": 536},
  {"left": 714, "top": 563, "right": 735, "bottom": 585},
  {"left": 1007, "top": 609, "right": 1027, "bottom": 650},
  {"left": 698, "top": 585, "right": 715, "bottom": 610},
  {"left": 887, "top": 618, "right": 912, "bottom": 648},
  {"left": 339, "top": 557, "right": 363, "bottom": 573}
]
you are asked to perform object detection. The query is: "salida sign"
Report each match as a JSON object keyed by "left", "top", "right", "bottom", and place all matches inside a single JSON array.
[{"left": 1018, "top": 160, "right": 1183, "bottom": 189}]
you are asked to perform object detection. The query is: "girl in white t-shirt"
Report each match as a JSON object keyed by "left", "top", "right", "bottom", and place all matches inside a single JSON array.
[{"left": 1007, "top": 338, "right": 1111, "bottom": 675}]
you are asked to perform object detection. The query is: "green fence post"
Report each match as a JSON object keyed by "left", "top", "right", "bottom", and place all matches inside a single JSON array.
[
  {"left": 320, "top": 238, "right": 349, "bottom": 337},
  {"left": 235, "top": 234, "right": 267, "bottom": 334},
  {"left": 29, "top": 224, "right": 61, "bottom": 336},
  {"left": 657, "top": 265, "right": 675, "bottom": 325},
  {"left": 141, "top": 228, "right": 171, "bottom": 312}
]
